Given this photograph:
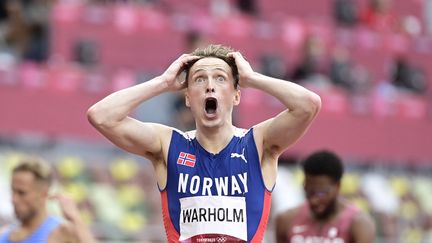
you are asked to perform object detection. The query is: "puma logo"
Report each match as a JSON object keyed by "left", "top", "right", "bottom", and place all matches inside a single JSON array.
[{"left": 231, "top": 148, "right": 247, "bottom": 163}]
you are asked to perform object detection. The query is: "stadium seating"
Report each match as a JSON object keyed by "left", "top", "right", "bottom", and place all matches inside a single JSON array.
[{"left": 1, "top": 0, "right": 432, "bottom": 242}]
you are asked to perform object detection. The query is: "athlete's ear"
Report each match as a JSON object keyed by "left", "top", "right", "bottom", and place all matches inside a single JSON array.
[
  {"left": 185, "top": 92, "right": 190, "bottom": 107},
  {"left": 36, "top": 182, "right": 50, "bottom": 198},
  {"left": 233, "top": 89, "right": 241, "bottom": 106}
]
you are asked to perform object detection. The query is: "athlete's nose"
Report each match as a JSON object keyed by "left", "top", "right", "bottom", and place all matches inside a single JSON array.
[
  {"left": 205, "top": 79, "right": 215, "bottom": 93},
  {"left": 309, "top": 198, "right": 318, "bottom": 207}
]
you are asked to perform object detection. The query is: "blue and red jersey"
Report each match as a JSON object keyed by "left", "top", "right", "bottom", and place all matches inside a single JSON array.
[{"left": 160, "top": 128, "right": 271, "bottom": 242}]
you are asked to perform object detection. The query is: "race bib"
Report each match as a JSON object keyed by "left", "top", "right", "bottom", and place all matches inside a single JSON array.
[{"left": 179, "top": 196, "right": 247, "bottom": 242}]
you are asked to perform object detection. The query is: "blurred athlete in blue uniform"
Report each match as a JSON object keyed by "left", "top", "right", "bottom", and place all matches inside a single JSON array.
[{"left": 0, "top": 157, "right": 96, "bottom": 243}]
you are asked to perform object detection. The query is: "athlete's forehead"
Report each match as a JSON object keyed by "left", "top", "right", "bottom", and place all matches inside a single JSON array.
[
  {"left": 12, "top": 171, "right": 36, "bottom": 190},
  {"left": 189, "top": 57, "right": 232, "bottom": 75},
  {"left": 304, "top": 174, "right": 335, "bottom": 186}
]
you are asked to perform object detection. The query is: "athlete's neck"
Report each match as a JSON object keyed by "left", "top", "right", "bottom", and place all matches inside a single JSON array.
[
  {"left": 21, "top": 208, "right": 48, "bottom": 232},
  {"left": 196, "top": 125, "right": 236, "bottom": 154},
  {"left": 315, "top": 198, "right": 345, "bottom": 224},
  {"left": 12, "top": 208, "right": 48, "bottom": 241}
]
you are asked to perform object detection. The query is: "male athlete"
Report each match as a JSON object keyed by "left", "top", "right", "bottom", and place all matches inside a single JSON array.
[
  {"left": 0, "top": 157, "right": 96, "bottom": 243},
  {"left": 275, "top": 150, "right": 376, "bottom": 243},
  {"left": 88, "top": 44, "right": 321, "bottom": 242}
]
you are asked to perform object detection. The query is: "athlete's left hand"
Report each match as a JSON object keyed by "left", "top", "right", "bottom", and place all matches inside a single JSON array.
[{"left": 227, "top": 52, "right": 255, "bottom": 88}]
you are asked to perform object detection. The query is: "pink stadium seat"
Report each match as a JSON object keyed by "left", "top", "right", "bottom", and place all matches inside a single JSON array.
[
  {"left": 51, "top": 5, "right": 185, "bottom": 71},
  {"left": 46, "top": 65, "right": 84, "bottom": 93},
  {"left": 393, "top": 0, "right": 423, "bottom": 21},
  {"left": 51, "top": 2, "right": 85, "bottom": 24},
  {"left": 396, "top": 93, "right": 428, "bottom": 120},
  {"left": 111, "top": 69, "right": 136, "bottom": 92},
  {"left": 257, "top": 0, "right": 332, "bottom": 19},
  {"left": 371, "top": 90, "right": 397, "bottom": 118},
  {"left": 318, "top": 88, "right": 349, "bottom": 114},
  {"left": 350, "top": 28, "right": 391, "bottom": 82},
  {"left": 18, "top": 62, "right": 46, "bottom": 90},
  {"left": 281, "top": 17, "right": 307, "bottom": 51},
  {"left": 112, "top": 5, "right": 140, "bottom": 34}
]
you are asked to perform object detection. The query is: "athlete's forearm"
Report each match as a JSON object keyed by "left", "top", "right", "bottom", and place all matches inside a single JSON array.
[
  {"left": 74, "top": 220, "right": 98, "bottom": 243},
  {"left": 87, "top": 76, "right": 169, "bottom": 128},
  {"left": 246, "top": 72, "right": 321, "bottom": 116}
]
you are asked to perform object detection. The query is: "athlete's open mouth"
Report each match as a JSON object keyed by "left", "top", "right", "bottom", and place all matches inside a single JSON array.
[{"left": 205, "top": 97, "right": 217, "bottom": 114}]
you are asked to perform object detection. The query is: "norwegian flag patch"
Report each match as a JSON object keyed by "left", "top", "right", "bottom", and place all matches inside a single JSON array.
[{"left": 177, "top": 152, "right": 196, "bottom": 168}]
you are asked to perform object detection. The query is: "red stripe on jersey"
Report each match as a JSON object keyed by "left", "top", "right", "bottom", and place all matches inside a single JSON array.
[
  {"left": 160, "top": 191, "right": 180, "bottom": 242},
  {"left": 250, "top": 190, "right": 272, "bottom": 243}
]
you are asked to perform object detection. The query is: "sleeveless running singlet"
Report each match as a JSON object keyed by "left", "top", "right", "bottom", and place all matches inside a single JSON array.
[
  {"left": 161, "top": 128, "right": 272, "bottom": 242},
  {"left": 0, "top": 216, "right": 61, "bottom": 243},
  {"left": 287, "top": 203, "right": 360, "bottom": 243}
]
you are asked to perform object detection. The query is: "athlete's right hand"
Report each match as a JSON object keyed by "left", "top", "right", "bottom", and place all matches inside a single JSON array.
[
  {"left": 50, "top": 193, "right": 82, "bottom": 224},
  {"left": 161, "top": 54, "right": 201, "bottom": 91}
]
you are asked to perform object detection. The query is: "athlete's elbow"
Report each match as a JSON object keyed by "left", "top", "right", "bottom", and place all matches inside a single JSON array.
[
  {"left": 87, "top": 105, "right": 101, "bottom": 127},
  {"left": 299, "top": 92, "right": 321, "bottom": 118},
  {"left": 309, "top": 92, "right": 322, "bottom": 115},
  {"left": 87, "top": 103, "right": 113, "bottom": 129}
]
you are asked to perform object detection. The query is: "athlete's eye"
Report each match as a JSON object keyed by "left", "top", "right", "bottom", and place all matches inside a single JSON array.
[
  {"left": 195, "top": 77, "right": 205, "bottom": 83},
  {"left": 304, "top": 187, "right": 333, "bottom": 198},
  {"left": 216, "top": 76, "right": 225, "bottom": 82}
]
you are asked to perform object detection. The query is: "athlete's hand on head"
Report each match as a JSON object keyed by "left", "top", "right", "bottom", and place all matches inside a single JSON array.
[
  {"left": 227, "top": 52, "right": 255, "bottom": 88},
  {"left": 161, "top": 54, "right": 201, "bottom": 91}
]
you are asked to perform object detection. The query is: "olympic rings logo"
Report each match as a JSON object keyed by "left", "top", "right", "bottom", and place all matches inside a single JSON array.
[{"left": 216, "top": 236, "right": 227, "bottom": 242}]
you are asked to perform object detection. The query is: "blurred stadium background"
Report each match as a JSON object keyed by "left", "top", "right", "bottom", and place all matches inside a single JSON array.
[{"left": 0, "top": 0, "right": 431, "bottom": 242}]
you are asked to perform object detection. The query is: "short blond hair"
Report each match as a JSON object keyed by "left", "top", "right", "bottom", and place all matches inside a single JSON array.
[
  {"left": 186, "top": 44, "right": 239, "bottom": 88},
  {"left": 13, "top": 157, "right": 53, "bottom": 186}
]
